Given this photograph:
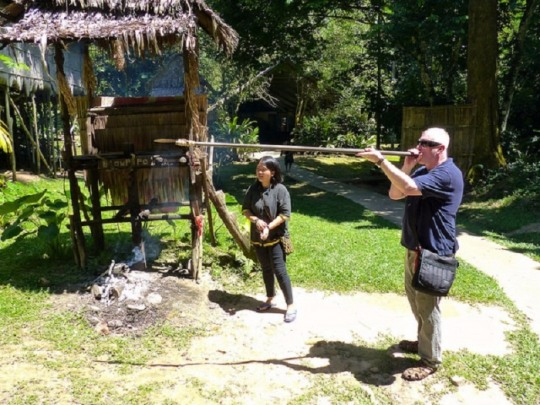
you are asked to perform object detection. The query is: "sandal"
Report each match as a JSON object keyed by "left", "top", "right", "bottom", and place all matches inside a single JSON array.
[
  {"left": 284, "top": 309, "right": 297, "bottom": 323},
  {"left": 256, "top": 302, "right": 276, "bottom": 312},
  {"left": 398, "top": 340, "right": 419, "bottom": 353},
  {"left": 402, "top": 363, "right": 436, "bottom": 381}
]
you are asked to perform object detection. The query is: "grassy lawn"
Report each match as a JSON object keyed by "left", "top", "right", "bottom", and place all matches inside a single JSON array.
[
  {"left": 296, "top": 154, "right": 540, "bottom": 263},
  {"left": 1, "top": 160, "right": 540, "bottom": 404}
]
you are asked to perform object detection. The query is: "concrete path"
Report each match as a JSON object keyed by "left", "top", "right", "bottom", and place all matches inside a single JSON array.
[{"left": 284, "top": 161, "right": 540, "bottom": 338}]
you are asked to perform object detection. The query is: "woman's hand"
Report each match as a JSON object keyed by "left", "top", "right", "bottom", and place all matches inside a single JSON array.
[
  {"left": 260, "top": 226, "right": 269, "bottom": 241},
  {"left": 255, "top": 219, "right": 267, "bottom": 231}
]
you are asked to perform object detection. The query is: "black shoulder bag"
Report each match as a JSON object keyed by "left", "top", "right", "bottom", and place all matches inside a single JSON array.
[
  {"left": 410, "top": 205, "right": 458, "bottom": 296},
  {"left": 413, "top": 249, "right": 458, "bottom": 296}
]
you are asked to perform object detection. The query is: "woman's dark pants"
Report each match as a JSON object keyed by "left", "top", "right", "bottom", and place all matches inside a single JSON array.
[{"left": 255, "top": 243, "right": 294, "bottom": 305}]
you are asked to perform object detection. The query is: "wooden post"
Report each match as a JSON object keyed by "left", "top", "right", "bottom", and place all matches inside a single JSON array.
[
  {"left": 31, "top": 94, "right": 41, "bottom": 175},
  {"left": 4, "top": 87, "right": 16, "bottom": 181},
  {"left": 87, "top": 167, "right": 105, "bottom": 250},
  {"left": 128, "top": 154, "right": 142, "bottom": 247},
  {"left": 183, "top": 26, "right": 205, "bottom": 280},
  {"left": 205, "top": 178, "right": 256, "bottom": 261},
  {"left": 55, "top": 42, "right": 86, "bottom": 268}
]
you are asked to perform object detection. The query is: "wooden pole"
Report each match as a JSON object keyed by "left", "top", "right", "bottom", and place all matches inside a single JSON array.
[
  {"left": 9, "top": 96, "right": 54, "bottom": 175},
  {"left": 155, "top": 138, "right": 414, "bottom": 157},
  {"left": 4, "top": 87, "right": 16, "bottom": 181},
  {"left": 55, "top": 42, "right": 86, "bottom": 268},
  {"left": 183, "top": 24, "right": 204, "bottom": 280},
  {"left": 31, "top": 95, "right": 41, "bottom": 175}
]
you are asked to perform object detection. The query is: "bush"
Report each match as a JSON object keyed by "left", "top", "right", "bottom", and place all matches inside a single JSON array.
[{"left": 0, "top": 186, "right": 70, "bottom": 258}]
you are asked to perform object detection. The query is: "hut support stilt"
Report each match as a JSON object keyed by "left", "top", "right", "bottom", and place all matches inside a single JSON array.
[
  {"left": 87, "top": 167, "right": 105, "bottom": 250},
  {"left": 4, "top": 88, "right": 16, "bottom": 181},
  {"left": 55, "top": 43, "right": 86, "bottom": 268},
  {"left": 183, "top": 33, "right": 205, "bottom": 280}
]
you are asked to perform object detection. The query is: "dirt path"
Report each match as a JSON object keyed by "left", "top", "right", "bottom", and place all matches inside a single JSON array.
[
  {"left": 0, "top": 169, "right": 516, "bottom": 403},
  {"left": 0, "top": 265, "right": 514, "bottom": 404},
  {"left": 73, "top": 270, "right": 513, "bottom": 403}
]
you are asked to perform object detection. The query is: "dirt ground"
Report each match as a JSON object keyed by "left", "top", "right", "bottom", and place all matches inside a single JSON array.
[
  {"left": 23, "top": 265, "right": 511, "bottom": 405},
  {"left": 0, "top": 170, "right": 514, "bottom": 403}
]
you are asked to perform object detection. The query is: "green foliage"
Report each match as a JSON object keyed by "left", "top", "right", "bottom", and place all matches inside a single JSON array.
[
  {"left": 0, "top": 185, "right": 70, "bottom": 258},
  {"left": 293, "top": 110, "right": 376, "bottom": 149},
  {"left": 90, "top": 45, "right": 177, "bottom": 97},
  {"left": 0, "top": 54, "right": 29, "bottom": 71},
  {"left": 380, "top": 1, "right": 468, "bottom": 105},
  {"left": 459, "top": 159, "right": 540, "bottom": 262},
  {"left": 0, "top": 120, "right": 12, "bottom": 153},
  {"left": 468, "top": 158, "right": 540, "bottom": 201},
  {"left": 212, "top": 116, "right": 259, "bottom": 173}
]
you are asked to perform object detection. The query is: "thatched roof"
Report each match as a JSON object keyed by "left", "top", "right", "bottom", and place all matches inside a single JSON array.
[{"left": 0, "top": 0, "right": 238, "bottom": 55}]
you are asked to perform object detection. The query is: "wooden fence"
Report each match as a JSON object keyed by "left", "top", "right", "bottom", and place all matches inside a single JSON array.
[{"left": 401, "top": 105, "right": 476, "bottom": 174}]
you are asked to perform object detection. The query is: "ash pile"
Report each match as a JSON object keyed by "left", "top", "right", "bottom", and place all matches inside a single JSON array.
[{"left": 84, "top": 260, "right": 166, "bottom": 336}]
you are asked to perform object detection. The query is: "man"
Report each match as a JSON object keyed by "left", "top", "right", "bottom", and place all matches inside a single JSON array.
[{"left": 356, "top": 127, "right": 464, "bottom": 381}]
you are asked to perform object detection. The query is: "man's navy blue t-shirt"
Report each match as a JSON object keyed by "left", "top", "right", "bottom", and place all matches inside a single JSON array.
[{"left": 401, "top": 158, "right": 464, "bottom": 256}]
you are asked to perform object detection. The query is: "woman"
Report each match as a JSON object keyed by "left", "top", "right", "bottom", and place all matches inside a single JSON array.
[{"left": 242, "top": 155, "right": 297, "bottom": 323}]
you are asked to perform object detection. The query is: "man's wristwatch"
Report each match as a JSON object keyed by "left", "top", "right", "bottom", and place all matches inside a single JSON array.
[{"left": 376, "top": 158, "right": 385, "bottom": 167}]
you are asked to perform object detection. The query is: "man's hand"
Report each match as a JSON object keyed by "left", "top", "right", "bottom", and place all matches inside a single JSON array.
[
  {"left": 402, "top": 148, "right": 420, "bottom": 173},
  {"left": 355, "top": 147, "right": 384, "bottom": 163}
]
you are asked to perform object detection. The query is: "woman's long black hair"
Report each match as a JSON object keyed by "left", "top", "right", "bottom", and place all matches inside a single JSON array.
[{"left": 259, "top": 155, "right": 283, "bottom": 184}]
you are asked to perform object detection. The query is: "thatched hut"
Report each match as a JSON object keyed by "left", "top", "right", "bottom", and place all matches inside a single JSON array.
[{"left": 0, "top": 0, "right": 244, "bottom": 277}]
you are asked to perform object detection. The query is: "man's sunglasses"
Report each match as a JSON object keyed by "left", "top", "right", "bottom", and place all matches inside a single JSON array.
[{"left": 417, "top": 139, "right": 442, "bottom": 148}]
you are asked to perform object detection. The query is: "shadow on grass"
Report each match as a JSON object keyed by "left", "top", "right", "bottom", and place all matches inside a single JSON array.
[
  {"left": 100, "top": 338, "right": 416, "bottom": 387},
  {"left": 0, "top": 234, "right": 91, "bottom": 293}
]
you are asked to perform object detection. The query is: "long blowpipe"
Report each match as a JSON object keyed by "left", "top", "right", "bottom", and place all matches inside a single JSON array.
[{"left": 154, "top": 138, "right": 413, "bottom": 157}]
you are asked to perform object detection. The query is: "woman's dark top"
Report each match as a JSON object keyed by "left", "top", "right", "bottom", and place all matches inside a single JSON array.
[{"left": 242, "top": 181, "right": 291, "bottom": 245}]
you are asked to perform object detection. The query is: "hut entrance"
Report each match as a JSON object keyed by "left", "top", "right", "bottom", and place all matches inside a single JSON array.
[
  {"left": 71, "top": 96, "right": 207, "bottom": 279},
  {"left": 401, "top": 105, "right": 476, "bottom": 174}
]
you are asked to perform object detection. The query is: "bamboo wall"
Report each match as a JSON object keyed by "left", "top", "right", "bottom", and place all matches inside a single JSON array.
[
  {"left": 77, "top": 96, "right": 207, "bottom": 207},
  {"left": 401, "top": 105, "right": 476, "bottom": 174}
]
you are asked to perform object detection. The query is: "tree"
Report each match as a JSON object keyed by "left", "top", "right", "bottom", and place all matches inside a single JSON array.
[
  {"left": 499, "top": 0, "right": 540, "bottom": 133},
  {"left": 467, "top": 0, "right": 506, "bottom": 171},
  {"left": 380, "top": 1, "right": 468, "bottom": 106}
]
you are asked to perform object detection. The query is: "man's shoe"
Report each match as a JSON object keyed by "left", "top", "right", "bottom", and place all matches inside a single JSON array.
[{"left": 402, "top": 361, "right": 436, "bottom": 381}]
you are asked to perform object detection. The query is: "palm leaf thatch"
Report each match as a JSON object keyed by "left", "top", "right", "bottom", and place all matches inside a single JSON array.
[{"left": 0, "top": 0, "right": 238, "bottom": 56}]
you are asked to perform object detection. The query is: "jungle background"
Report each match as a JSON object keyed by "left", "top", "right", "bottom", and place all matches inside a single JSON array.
[
  {"left": 2, "top": 0, "right": 540, "bottom": 190},
  {"left": 1, "top": 2, "right": 540, "bottom": 403}
]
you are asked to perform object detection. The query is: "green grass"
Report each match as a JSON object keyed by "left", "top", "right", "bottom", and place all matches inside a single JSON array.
[
  {"left": 459, "top": 194, "right": 540, "bottom": 262},
  {"left": 294, "top": 155, "right": 540, "bottom": 263},
  {"left": 1, "top": 158, "right": 540, "bottom": 404},
  {"left": 216, "top": 160, "right": 508, "bottom": 305},
  {"left": 217, "top": 157, "right": 540, "bottom": 404}
]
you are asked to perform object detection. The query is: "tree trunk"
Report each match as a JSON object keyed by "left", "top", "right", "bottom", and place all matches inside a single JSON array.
[
  {"left": 467, "top": 0, "right": 506, "bottom": 171},
  {"left": 500, "top": 0, "right": 539, "bottom": 132}
]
